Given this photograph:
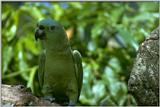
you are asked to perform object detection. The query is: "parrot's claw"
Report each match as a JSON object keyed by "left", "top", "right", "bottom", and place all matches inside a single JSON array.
[
  {"left": 43, "top": 96, "right": 55, "bottom": 103},
  {"left": 68, "top": 100, "right": 76, "bottom": 106},
  {"left": 59, "top": 101, "right": 75, "bottom": 106}
]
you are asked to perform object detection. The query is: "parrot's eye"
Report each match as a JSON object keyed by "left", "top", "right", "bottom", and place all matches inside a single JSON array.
[
  {"left": 50, "top": 26, "right": 55, "bottom": 30},
  {"left": 39, "top": 25, "right": 45, "bottom": 30}
]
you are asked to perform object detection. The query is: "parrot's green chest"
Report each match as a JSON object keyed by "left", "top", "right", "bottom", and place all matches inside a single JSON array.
[{"left": 42, "top": 49, "right": 77, "bottom": 97}]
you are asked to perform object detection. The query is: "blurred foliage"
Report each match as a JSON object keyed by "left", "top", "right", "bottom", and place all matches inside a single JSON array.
[{"left": 2, "top": 1, "right": 159, "bottom": 106}]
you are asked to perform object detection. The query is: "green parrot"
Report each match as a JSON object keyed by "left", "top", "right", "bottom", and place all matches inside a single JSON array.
[{"left": 34, "top": 18, "right": 83, "bottom": 105}]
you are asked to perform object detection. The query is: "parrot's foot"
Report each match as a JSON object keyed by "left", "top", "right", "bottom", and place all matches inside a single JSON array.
[
  {"left": 68, "top": 100, "right": 76, "bottom": 106},
  {"left": 59, "top": 101, "right": 75, "bottom": 106},
  {"left": 43, "top": 96, "right": 55, "bottom": 103}
]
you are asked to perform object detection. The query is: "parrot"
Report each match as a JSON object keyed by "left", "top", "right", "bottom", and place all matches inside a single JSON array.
[{"left": 34, "top": 18, "right": 83, "bottom": 105}]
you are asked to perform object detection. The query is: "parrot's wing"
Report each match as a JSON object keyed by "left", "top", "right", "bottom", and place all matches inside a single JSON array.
[
  {"left": 38, "top": 50, "right": 46, "bottom": 89},
  {"left": 72, "top": 50, "right": 83, "bottom": 99}
]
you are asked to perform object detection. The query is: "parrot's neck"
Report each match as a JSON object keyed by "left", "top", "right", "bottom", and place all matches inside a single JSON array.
[
  {"left": 46, "top": 45, "right": 72, "bottom": 57},
  {"left": 42, "top": 40, "right": 71, "bottom": 53}
]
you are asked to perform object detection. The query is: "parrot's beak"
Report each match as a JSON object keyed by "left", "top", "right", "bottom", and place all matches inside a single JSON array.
[{"left": 35, "top": 29, "right": 46, "bottom": 41}]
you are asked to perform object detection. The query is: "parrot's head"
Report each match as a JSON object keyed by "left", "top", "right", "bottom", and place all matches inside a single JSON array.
[{"left": 35, "top": 18, "right": 69, "bottom": 49}]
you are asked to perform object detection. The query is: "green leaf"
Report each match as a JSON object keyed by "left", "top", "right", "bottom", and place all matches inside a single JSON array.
[
  {"left": 117, "top": 26, "right": 139, "bottom": 50},
  {"left": 27, "top": 66, "right": 38, "bottom": 91},
  {"left": 2, "top": 46, "right": 12, "bottom": 74}
]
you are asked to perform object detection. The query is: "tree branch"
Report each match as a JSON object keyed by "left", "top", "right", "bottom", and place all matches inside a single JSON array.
[
  {"left": 1, "top": 84, "right": 59, "bottom": 106},
  {"left": 128, "top": 26, "right": 159, "bottom": 106}
]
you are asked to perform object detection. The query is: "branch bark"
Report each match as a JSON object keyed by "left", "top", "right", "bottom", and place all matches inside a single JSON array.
[
  {"left": 128, "top": 26, "right": 159, "bottom": 105},
  {"left": 1, "top": 84, "right": 59, "bottom": 106}
]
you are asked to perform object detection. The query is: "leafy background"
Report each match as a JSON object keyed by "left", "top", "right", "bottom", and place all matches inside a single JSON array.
[{"left": 2, "top": 2, "right": 159, "bottom": 106}]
